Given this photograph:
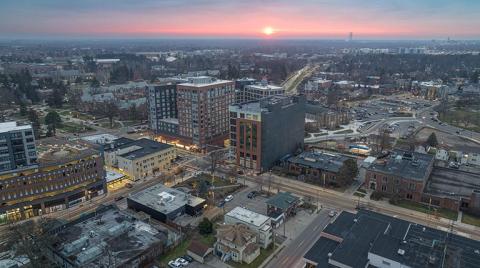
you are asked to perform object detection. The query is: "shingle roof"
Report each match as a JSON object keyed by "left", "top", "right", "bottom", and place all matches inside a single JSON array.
[{"left": 265, "top": 192, "right": 299, "bottom": 210}]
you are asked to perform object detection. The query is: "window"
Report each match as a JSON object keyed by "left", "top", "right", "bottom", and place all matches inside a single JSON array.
[{"left": 381, "top": 185, "right": 387, "bottom": 192}]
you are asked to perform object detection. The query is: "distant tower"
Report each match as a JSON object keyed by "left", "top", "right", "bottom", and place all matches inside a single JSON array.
[{"left": 348, "top": 32, "right": 353, "bottom": 42}]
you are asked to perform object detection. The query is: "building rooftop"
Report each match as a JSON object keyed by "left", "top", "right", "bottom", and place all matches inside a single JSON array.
[
  {"left": 230, "top": 95, "right": 304, "bottom": 113},
  {"left": 266, "top": 192, "right": 299, "bottom": 210},
  {"left": 36, "top": 137, "right": 101, "bottom": 166},
  {"left": 52, "top": 206, "right": 169, "bottom": 268},
  {"left": 81, "top": 133, "right": 119, "bottom": 145},
  {"left": 116, "top": 138, "right": 173, "bottom": 160},
  {"left": 225, "top": 207, "right": 271, "bottom": 228},
  {"left": 0, "top": 121, "right": 32, "bottom": 133},
  {"left": 368, "top": 150, "right": 434, "bottom": 181},
  {"left": 128, "top": 184, "right": 205, "bottom": 215},
  {"left": 178, "top": 76, "right": 233, "bottom": 87},
  {"left": 305, "top": 209, "right": 480, "bottom": 268},
  {"left": 287, "top": 151, "right": 351, "bottom": 173},
  {"left": 425, "top": 167, "right": 480, "bottom": 199},
  {"left": 246, "top": 83, "right": 283, "bottom": 91}
]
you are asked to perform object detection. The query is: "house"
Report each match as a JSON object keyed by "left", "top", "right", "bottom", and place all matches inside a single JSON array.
[
  {"left": 215, "top": 223, "right": 260, "bottom": 264},
  {"left": 434, "top": 145, "right": 450, "bottom": 161},
  {"left": 266, "top": 192, "right": 300, "bottom": 224},
  {"left": 224, "top": 207, "right": 272, "bottom": 248},
  {"left": 187, "top": 241, "right": 213, "bottom": 264}
]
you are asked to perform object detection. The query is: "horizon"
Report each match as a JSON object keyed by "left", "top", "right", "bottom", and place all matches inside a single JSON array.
[{"left": 1, "top": 0, "right": 480, "bottom": 40}]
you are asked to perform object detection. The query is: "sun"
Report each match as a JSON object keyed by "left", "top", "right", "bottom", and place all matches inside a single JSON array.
[{"left": 263, "top": 26, "right": 275, "bottom": 36}]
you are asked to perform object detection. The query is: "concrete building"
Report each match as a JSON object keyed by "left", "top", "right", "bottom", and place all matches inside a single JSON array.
[
  {"left": 0, "top": 137, "right": 106, "bottom": 223},
  {"left": 104, "top": 138, "right": 175, "bottom": 181},
  {"left": 365, "top": 150, "right": 434, "bottom": 202},
  {"left": 303, "top": 209, "right": 480, "bottom": 268},
  {"left": 0, "top": 122, "right": 37, "bottom": 172},
  {"left": 177, "top": 76, "right": 235, "bottom": 150},
  {"left": 229, "top": 95, "right": 305, "bottom": 172},
  {"left": 239, "top": 80, "right": 284, "bottom": 102},
  {"left": 127, "top": 184, "right": 206, "bottom": 223},
  {"left": 287, "top": 151, "right": 354, "bottom": 187},
  {"left": 146, "top": 81, "right": 180, "bottom": 137},
  {"left": 224, "top": 207, "right": 272, "bottom": 249},
  {"left": 49, "top": 205, "right": 172, "bottom": 268},
  {"left": 234, "top": 78, "right": 257, "bottom": 103},
  {"left": 215, "top": 223, "right": 260, "bottom": 264}
]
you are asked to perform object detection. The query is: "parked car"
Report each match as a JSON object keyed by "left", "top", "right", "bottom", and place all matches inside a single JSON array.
[
  {"left": 182, "top": 255, "right": 193, "bottom": 262},
  {"left": 168, "top": 260, "right": 182, "bottom": 268},
  {"left": 176, "top": 258, "right": 189, "bottom": 266},
  {"left": 247, "top": 191, "right": 257, "bottom": 199},
  {"left": 328, "top": 210, "right": 337, "bottom": 217},
  {"left": 217, "top": 200, "right": 226, "bottom": 207},
  {"left": 224, "top": 195, "right": 234, "bottom": 202},
  {"left": 125, "top": 183, "right": 133, "bottom": 188},
  {"left": 114, "top": 196, "right": 124, "bottom": 201}
]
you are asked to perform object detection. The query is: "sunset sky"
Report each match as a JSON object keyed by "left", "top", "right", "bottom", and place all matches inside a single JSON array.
[{"left": 1, "top": 0, "right": 479, "bottom": 39}]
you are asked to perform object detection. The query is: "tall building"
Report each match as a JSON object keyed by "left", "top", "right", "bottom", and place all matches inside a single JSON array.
[
  {"left": 177, "top": 76, "right": 235, "bottom": 150},
  {"left": 0, "top": 137, "right": 106, "bottom": 222},
  {"left": 147, "top": 81, "right": 180, "bottom": 137},
  {"left": 229, "top": 95, "right": 305, "bottom": 172},
  {"left": 239, "top": 80, "right": 284, "bottom": 102},
  {"left": 0, "top": 122, "right": 37, "bottom": 172}
]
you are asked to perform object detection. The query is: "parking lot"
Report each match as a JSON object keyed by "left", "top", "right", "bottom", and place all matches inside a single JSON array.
[{"left": 222, "top": 184, "right": 268, "bottom": 215}]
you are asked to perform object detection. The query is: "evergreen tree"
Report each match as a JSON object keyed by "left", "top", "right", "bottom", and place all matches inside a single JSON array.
[{"left": 427, "top": 132, "right": 439, "bottom": 147}]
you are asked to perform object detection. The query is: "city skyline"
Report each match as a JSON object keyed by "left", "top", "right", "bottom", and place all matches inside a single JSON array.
[{"left": 1, "top": 0, "right": 479, "bottom": 39}]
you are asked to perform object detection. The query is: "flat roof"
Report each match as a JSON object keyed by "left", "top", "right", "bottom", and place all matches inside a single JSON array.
[
  {"left": 246, "top": 83, "right": 283, "bottom": 91},
  {"left": 304, "top": 209, "right": 480, "bottom": 268},
  {"left": 0, "top": 121, "right": 32, "bottom": 133},
  {"left": 117, "top": 138, "right": 173, "bottom": 160},
  {"left": 426, "top": 167, "right": 480, "bottom": 198},
  {"left": 368, "top": 150, "right": 434, "bottom": 181},
  {"left": 287, "top": 151, "right": 351, "bottom": 173},
  {"left": 81, "top": 133, "right": 119, "bottom": 145},
  {"left": 225, "top": 207, "right": 270, "bottom": 228},
  {"left": 53, "top": 206, "right": 168, "bottom": 268},
  {"left": 36, "top": 137, "right": 100, "bottom": 166},
  {"left": 128, "top": 184, "right": 205, "bottom": 214}
]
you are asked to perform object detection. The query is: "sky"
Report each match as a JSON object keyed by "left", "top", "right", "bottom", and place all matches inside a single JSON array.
[{"left": 0, "top": 0, "right": 479, "bottom": 39}]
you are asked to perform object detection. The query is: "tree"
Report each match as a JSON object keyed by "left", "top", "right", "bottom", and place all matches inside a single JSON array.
[
  {"left": 47, "top": 88, "right": 64, "bottom": 108},
  {"left": 90, "top": 77, "right": 100, "bottom": 88},
  {"left": 44, "top": 111, "right": 62, "bottom": 136},
  {"left": 337, "top": 159, "right": 358, "bottom": 187},
  {"left": 19, "top": 102, "right": 27, "bottom": 116},
  {"left": 426, "top": 132, "right": 438, "bottom": 147},
  {"left": 28, "top": 109, "right": 41, "bottom": 138},
  {"left": 198, "top": 218, "right": 213, "bottom": 235},
  {"left": 103, "top": 101, "right": 118, "bottom": 128}
]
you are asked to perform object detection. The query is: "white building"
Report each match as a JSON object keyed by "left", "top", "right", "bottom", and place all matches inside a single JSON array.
[
  {"left": 240, "top": 81, "right": 284, "bottom": 102},
  {"left": 224, "top": 207, "right": 272, "bottom": 249}
]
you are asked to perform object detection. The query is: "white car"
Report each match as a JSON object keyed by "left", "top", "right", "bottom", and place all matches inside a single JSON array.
[
  {"left": 168, "top": 260, "right": 182, "bottom": 268},
  {"left": 176, "top": 257, "right": 189, "bottom": 266},
  {"left": 224, "top": 195, "right": 234, "bottom": 202},
  {"left": 328, "top": 210, "right": 337, "bottom": 217}
]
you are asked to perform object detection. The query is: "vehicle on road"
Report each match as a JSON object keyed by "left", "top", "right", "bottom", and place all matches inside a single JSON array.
[
  {"left": 218, "top": 200, "right": 226, "bottom": 207},
  {"left": 224, "top": 195, "right": 234, "bottom": 202},
  {"left": 125, "top": 183, "right": 133, "bottom": 188},
  {"left": 114, "top": 196, "right": 124, "bottom": 201}
]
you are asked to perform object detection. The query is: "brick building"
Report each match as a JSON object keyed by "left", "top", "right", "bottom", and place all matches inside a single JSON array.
[
  {"left": 365, "top": 150, "right": 434, "bottom": 202},
  {"left": 229, "top": 95, "right": 305, "bottom": 172},
  {"left": 177, "top": 77, "right": 234, "bottom": 150},
  {"left": 0, "top": 137, "right": 106, "bottom": 222}
]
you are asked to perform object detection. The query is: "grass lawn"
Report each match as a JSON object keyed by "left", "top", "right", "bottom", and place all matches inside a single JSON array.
[
  {"left": 357, "top": 188, "right": 367, "bottom": 194},
  {"left": 198, "top": 233, "right": 216, "bottom": 247},
  {"left": 333, "top": 129, "right": 354, "bottom": 134},
  {"left": 353, "top": 192, "right": 366, "bottom": 198},
  {"left": 158, "top": 239, "right": 191, "bottom": 266},
  {"left": 462, "top": 213, "right": 480, "bottom": 227},
  {"left": 229, "top": 245, "right": 275, "bottom": 268},
  {"left": 59, "top": 122, "right": 94, "bottom": 133},
  {"left": 394, "top": 200, "right": 458, "bottom": 221}
]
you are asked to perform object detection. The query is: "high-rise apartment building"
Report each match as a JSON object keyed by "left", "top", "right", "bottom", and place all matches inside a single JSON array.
[
  {"left": 177, "top": 76, "right": 235, "bottom": 149},
  {"left": 146, "top": 81, "right": 181, "bottom": 137},
  {"left": 0, "top": 122, "right": 37, "bottom": 172},
  {"left": 229, "top": 95, "right": 305, "bottom": 172}
]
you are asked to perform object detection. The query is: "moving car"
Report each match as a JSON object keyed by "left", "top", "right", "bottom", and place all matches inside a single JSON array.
[
  {"left": 247, "top": 191, "right": 258, "bottom": 199},
  {"left": 328, "top": 210, "right": 337, "bottom": 217},
  {"left": 224, "top": 195, "right": 234, "bottom": 202}
]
